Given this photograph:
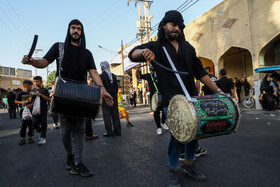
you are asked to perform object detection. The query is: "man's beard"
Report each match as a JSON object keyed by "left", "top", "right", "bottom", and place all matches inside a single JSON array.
[
  {"left": 71, "top": 33, "right": 80, "bottom": 42},
  {"left": 165, "top": 29, "right": 181, "bottom": 41}
]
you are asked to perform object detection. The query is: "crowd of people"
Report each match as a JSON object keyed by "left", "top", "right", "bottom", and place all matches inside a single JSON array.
[{"left": 1, "top": 10, "right": 279, "bottom": 186}]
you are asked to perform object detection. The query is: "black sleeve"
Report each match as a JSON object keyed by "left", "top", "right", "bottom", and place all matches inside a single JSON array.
[
  {"left": 128, "top": 42, "right": 157, "bottom": 62},
  {"left": 43, "top": 42, "right": 59, "bottom": 64},
  {"left": 140, "top": 73, "right": 149, "bottom": 80},
  {"left": 86, "top": 50, "right": 96, "bottom": 70},
  {"left": 44, "top": 88, "right": 50, "bottom": 97}
]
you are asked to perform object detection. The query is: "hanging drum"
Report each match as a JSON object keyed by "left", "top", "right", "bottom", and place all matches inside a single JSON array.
[
  {"left": 50, "top": 77, "right": 102, "bottom": 119},
  {"left": 167, "top": 94, "right": 240, "bottom": 143}
]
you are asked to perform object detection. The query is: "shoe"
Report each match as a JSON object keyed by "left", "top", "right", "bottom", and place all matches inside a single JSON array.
[
  {"left": 126, "top": 123, "right": 133, "bottom": 127},
  {"left": 157, "top": 128, "right": 162, "bottom": 135},
  {"left": 103, "top": 133, "right": 114, "bottom": 137},
  {"left": 169, "top": 169, "right": 181, "bottom": 187},
  {"left": 195, "top": 147, "right": 207, "bottom": 158},
  {"left": 19, "top": 139, "right": 25, "bottom": 145},
  {"left": 179, "top": 153, "right": 196, "bottom": 161},
  {"left": 179, "top": 163, "right": 206, "bottom": 181},
  {"left": 38, "top": 138, "right": 46, "bottom": 146},
  {"left": 66, "top": 154, "right": 74, "bottom": 170},
  {"left": 161, "top": 123, "right": 169, "bottom": 130},
  {"left": 70, "top": 162, "right": 93, "bottom": 177},
  {"left": 28, "top": 139, "right": 34, "bottom": 144},
  {"left": 85, "top": 135, "right": 99, "bottom": 140}
]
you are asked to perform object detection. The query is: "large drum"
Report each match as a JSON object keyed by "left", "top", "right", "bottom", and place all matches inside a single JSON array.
[
  {"left": 50, "top": 77, "right": 101, "bottom": 119},
  {"left": 167, "top": 94, "right": 240, "bottom": 143}
]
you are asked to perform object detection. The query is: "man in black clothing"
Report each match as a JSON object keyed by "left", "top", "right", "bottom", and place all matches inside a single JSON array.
[
  {"left": 234, "top": 77, "right": 242, "bottom": 103},
  {"left": 216, "top": 68, "right": 236, "bottom": 98},
  {"left": 22, "top": 19, "right": 113, "bottom": 177},
  {"left": 129, "top": 10, "right": 222, "bottom": 186},
  {"left": 7, "top": 88, "right": 16, "bottom": 119},
  {"left": 241, "top": 77, "right": 251, "bottom": 97},
  {"left": 201, "top": 66, "right": 217, "bottom": 96},
  {"left": 136, "top": 65, "right": 168, "bottom": 135},
  {"left": 100, "top": 61, "right": 121, "bottom": 136}
]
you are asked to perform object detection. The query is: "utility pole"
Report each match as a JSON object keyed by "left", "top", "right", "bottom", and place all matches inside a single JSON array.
[
  {"left": 128, "top": 0, "right": 153, "bottom": 104},
  {"left": 34, "top": 49, "right": 43, "bottom": 76}
]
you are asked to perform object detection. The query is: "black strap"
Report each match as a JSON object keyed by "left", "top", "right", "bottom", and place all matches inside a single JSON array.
[{"left": 153, "top": 60, "right": 188, "bottom": 75}]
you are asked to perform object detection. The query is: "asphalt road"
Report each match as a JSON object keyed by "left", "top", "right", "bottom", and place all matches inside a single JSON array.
[{"left": 0, "top": 105, "right": 279, "bottom": 187}]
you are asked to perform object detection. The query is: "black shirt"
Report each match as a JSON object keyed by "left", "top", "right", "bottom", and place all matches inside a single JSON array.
[
  {"left": 44, "top": 42, "right": 96, "bottom": 83},
  {"left": 216, "top": 77, "right": 234, "bottom": 94},
  {"left": 201, "top": 74, "right": 217, "bottom": 95},
  {"left": 16, "top": 91, "right": 30, "bottom": 109},
  {"left": 140, "top": 73, "right": 158, "bottom": 98},
  {"left": 7, "top": 92, "right": 16, "bottom": 105},
  {"left": 31, "top": 87, "right": 50, "bottom": 112},
  {"left": 100, "top": 72, "right": 118, "bottom": 99},
  {"left": 234, "top": 80, "right": 242, "bottom": 89},
  {"left": 129, "top": 40, "right": 207, "bottom": 106}
]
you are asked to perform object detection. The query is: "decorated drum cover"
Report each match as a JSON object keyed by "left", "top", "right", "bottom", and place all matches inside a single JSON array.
[{"left": 167, "top": 94, "right": 240, "bottom": 143}]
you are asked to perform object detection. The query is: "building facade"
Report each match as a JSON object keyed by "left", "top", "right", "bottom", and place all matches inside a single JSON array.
[{"left": 184, "top": 0, "right": 280, "bottom": 108}]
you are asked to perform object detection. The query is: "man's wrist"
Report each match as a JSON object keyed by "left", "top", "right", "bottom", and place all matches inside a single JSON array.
[{"left": 214, "top": 88, "right": 221, "bottom": 94}]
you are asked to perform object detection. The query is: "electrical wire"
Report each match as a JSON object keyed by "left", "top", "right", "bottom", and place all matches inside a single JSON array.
[{"left": 6, "top": 0, "right": 32, "bottom": 37}]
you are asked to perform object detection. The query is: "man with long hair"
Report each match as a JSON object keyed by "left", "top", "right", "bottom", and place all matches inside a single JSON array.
[
  {"left": 22, "top": 19, "right": 113, "bottom": 177},
  {"left": 129, "top": 10, "right": 222, "bottom": 186}
]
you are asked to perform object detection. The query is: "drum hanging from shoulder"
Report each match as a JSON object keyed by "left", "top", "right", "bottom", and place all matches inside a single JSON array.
[
  {"left": 50, "top": 77, "right": 101, "bottom": 119},
  {"left": 167, "top": 94, "right": 240, "bottom": 143},
  {"left": 151, "top": 93, "right": 162, "bottom": 112}
]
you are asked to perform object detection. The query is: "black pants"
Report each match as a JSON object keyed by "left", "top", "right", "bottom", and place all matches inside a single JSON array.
[
  {"left": 52, "top": 113, "right": 59, "bottom": 124},
  {"left": 20, "top": 120, "right": 33, "bottom": 138},
  {"left": 236, "top": 88, "right": 241, "bottom": 103},
  {"left": 85, "top": 118, "right": 93, "bottom": 136},
  {"left": 154, "top": 106, "right": 166, "bottom": 129},
  {"left": 102, "top": 98, "right": 121, "bottom": 135},
  {"left": 32, "top": 110, "right": 47, "bottom": 138},
  {"left": 8, "top": 104, "right": 16, "bottom": 118}
]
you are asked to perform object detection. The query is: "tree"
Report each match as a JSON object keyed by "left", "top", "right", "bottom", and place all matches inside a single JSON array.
[{"left": 47, "top": 70, "right": 56, "bottom": 87}]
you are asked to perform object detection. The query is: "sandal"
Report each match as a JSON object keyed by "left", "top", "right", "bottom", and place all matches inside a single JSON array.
[
  {"left": 19, "top": 140, "right": 25, "bottom": 145},
  {"left": 28, "top": 139, "right": 34, "bottom": 144}
]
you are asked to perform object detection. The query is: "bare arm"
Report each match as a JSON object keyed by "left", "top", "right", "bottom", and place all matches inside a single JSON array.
[
  {"left": 22, "top": 55, "right": 49, "bottom": 68},
  {"left": 199, "top": 75, "right": 223, "bottom": 94},
  {"left": 89, "top": 69, "right": 113, "bottom": 106}
]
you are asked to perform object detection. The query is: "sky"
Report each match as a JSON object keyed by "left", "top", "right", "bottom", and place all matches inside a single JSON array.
[{"left": 0, "top": 0, "right": 223, "bottom": 80}]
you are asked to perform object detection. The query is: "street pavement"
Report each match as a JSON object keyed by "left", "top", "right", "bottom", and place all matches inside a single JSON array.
[{"left": 0, "top": 104, "right": 280, "bottom": 187}]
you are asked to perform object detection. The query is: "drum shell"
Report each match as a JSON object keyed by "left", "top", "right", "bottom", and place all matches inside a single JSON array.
[
  {"left": 167, "top": 94, "right": 240, "bottom": 143},
  {"left": 151, "top": 93, "right": 162, "bottom": 112},
  {"left": 50, "top": 77, "right": 101, "bottom": 119}
]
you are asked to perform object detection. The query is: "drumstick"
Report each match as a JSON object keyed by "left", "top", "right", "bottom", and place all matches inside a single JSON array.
[{"left": 28, "top": 35, "right": 38, "bottom": 58}]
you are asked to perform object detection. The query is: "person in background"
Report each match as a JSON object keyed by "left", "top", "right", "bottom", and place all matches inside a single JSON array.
[
  {"left": 15, "top": 80, "right": 34, "bottom": 145},
  {"left": 216, "top": 69, "right": 236, "bottom": 98},
  {"left": 118, "top": 87, "right": 133, "bottom": 127},
  {"left": 241, "top": 77, "right": 251, "bottom": 97},
  {"left": 100, "top": 61, "right": 121, "bottom": 137},
  {"left": 7, "top": 88, "right": 17, "bottom": 119},
  {"left": 30, "top": 76, "right": 50, "bottom": 146},
  {"left": 234, "top": 77, "right": 242, "bottom": 103}
]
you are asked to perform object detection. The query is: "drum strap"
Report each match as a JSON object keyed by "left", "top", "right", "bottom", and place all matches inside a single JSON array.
[
  {"left": 58, "top": 42, "right": 64, "bottom": 77},
  {"left": 162, "top": 47, "right": 196, "bottom": 102},
  {"left": 150, "top": 74, "right": 159, "bottom": 94}
]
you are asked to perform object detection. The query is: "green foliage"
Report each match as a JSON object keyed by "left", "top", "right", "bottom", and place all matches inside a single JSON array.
[{"left": 47, "top": 70, "right": 56, "bottom": 87}]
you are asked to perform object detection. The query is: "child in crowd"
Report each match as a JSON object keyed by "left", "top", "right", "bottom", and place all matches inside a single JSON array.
[
  {"left": 118, "top": 87, "right": 133, "bottom": 127},
  {"left": 30, "top": 76, "right": 50, "bottom": 146},
  {"left": 15, "top": 80, "right": 34, "bottom": 145}
]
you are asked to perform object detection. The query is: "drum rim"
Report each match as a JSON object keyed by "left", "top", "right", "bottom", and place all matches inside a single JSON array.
[{"left": 167, "top": 94, "right": 197, "bottom": 143}]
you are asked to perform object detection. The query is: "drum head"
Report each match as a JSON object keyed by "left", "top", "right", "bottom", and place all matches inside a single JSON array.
[
  {"left": 151, "top": 93, "right": 159, "bottom": 112},
  {"left": 167, "top": 94, "right": 197, "bottom": 143}
]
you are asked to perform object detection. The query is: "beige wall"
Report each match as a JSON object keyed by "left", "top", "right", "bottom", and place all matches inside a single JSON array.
[{"left": 184, "top": 0, "right": 280, "bottom": 81}]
